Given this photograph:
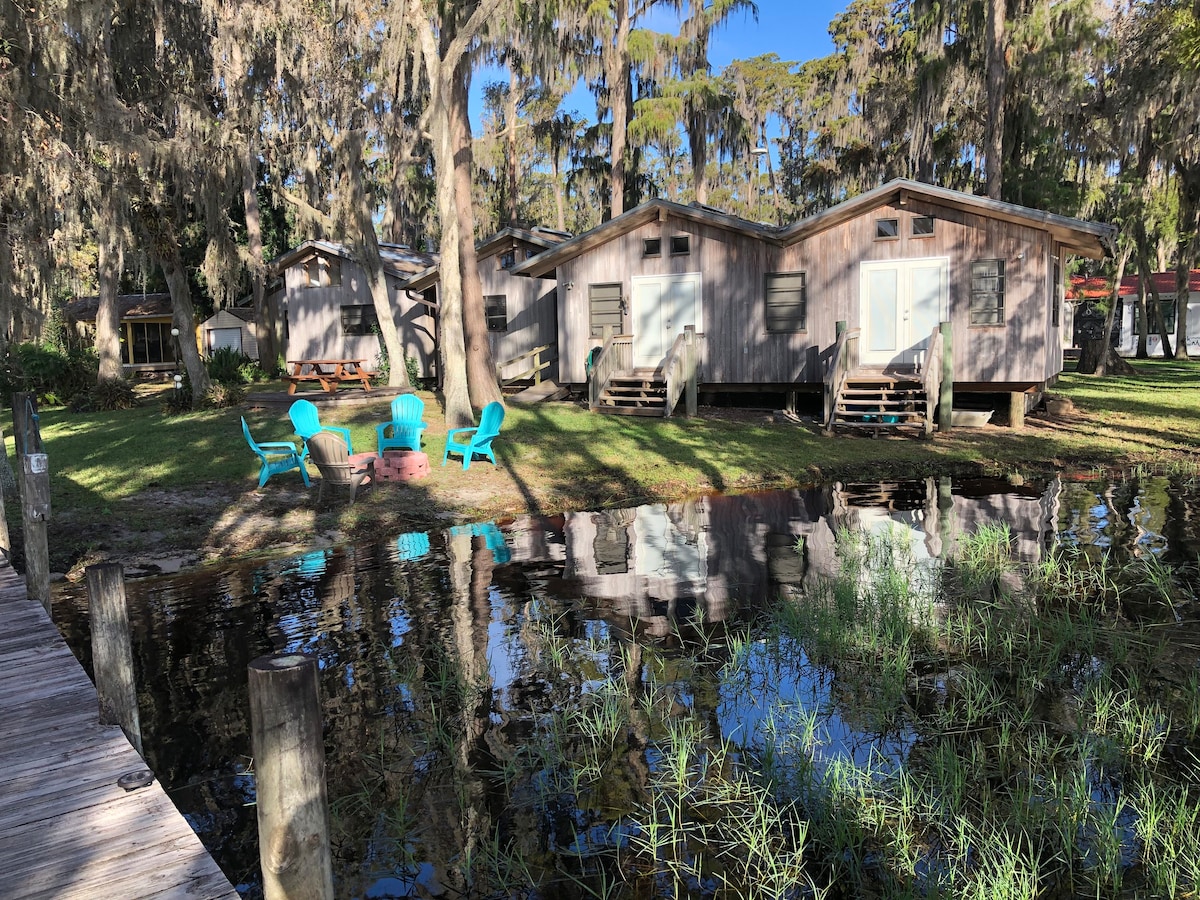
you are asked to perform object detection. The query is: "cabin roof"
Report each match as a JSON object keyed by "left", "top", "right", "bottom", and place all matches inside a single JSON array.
[
  {"left": 1067, "top": 269, "right": 1200, "bottom": 300},
  {"left": 511, "top": 199, "right": 777, "bottom": 279},
  {"left": 776, "top": 179, "right": 1116, "bottom": 259},
  {"left": 404, "top": 226, "right": 574, "bottom": 292},
  {"left": 269, "top": 239, "right": 436, "bottom": 279},
  {"left": 66, "top": 292, "right": 173, "bottom": 322}
]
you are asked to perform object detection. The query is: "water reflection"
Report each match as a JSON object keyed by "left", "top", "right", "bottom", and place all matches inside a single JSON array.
[{"left": 49, "top": 475, "right": 1198, "bottom": 898}]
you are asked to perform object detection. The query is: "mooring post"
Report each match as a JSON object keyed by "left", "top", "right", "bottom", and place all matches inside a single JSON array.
[
  {"left": 0, "top": 416, "right": 11, "bottom": 562},
  {"left": 85, "top": 562, "right": 143, "bottom": 757},
  {"left": 248, "top": 653, "right": 334, "bottom": 900},
  {"left": 938, "top": 322, "right": 954, "bottom": 432},
  {"left": 15, "top": 394, "right": 51, "bottom": 613},
  {"left": 684, "top": 325, "right": 697, "bottom": 418}
]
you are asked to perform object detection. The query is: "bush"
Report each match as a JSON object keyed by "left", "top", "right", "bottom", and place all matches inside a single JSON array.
[
  {"left": 0, "top": 343, "right": 99, "bottom": 405},
  {"left": 161, "top": 386, "right": 194, "bottom": 415},
  {"left": 203, "top": 382, "right": 246, "bottom": 408},
  {"left": 206, "top": 347, "right": 254, "bottom": 385},
  {"left": 238, "top": 359, "right": 266, "bottom": 383},
  {"left": 89, "top": 377, "right": 140, "bottom": 411}
]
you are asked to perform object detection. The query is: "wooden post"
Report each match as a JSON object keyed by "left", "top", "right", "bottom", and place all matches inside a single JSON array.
[
  {"left": 11, "top": 391, "right": 41, "bottom": 458},
  {"left": 684, "top": 325, "right": 697, "bottom": 418},
  {"left": 835, "top": 320, "right": 847, "bottom": 339},
  {"left": 1009, "top": 391, "right": 1025, "bottom": 430},
  {"left": 938, "top": 322, "right": 954, "bottom": 431},
  {"left": 85, "top": 563, "right": 143, "bottom": 757},
  {"left": 249, "top": 653, "right": 334, "bottom": 900},
  {"left": 0, "top": 416, "right": 11, "bottom": 561},
  {"left": 19, "top": 449, "right": 51, "bottom": 614}
]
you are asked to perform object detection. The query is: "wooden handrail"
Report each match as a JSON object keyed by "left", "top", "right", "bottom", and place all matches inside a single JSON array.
[
  {"left": 823, "top": 328, "right": 860, "bottom": 428},
  {"left": 496, "top": 343, "right": 556, "bottom": 388},
  {"left": 921, "top": 326, "right": 944, "bottom": 436},
  {"left": 588, "top": 333, "right": 633, "bottom": 410},
  {"left": 661, "top": 331, "right": 689, "bottom": 418}
]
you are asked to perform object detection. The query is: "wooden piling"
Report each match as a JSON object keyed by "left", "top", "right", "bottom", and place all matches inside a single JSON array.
[
  {"left": 684, "top": 325, "right": 697, "bottom": 418},
  {"left": 19, "top": 451, "right": 51, "bottom": 614},
  {"left": 1009, "top": 391, "right": 1025, "bottom": 430},
  {"left": 85, "top": 562, "right": 143, "bottom": 758},
  {"left": 938, "top": 322, "right": 954, "bottom": 431},
  {"left": 0, "top": 417, "right": 11, "bottom": 560},
  {"left": 248, "top": 653, "right": 334, "bottom": 900}
]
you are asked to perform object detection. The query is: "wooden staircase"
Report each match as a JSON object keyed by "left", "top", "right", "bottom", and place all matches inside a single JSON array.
[
  {"left": 595, "top": 368, "right": 668, "bottom": 416},
  {"left": 830, "top": 370, "right": 932, "bottom": 434}
]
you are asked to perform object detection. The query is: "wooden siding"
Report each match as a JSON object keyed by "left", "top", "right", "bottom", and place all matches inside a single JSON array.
[
  {"left": 559, "top": 200, "right": 1060, "bottom": 389},
  {"left": 283, "top": 257, "right": 436, "bottom": 377},
  {"left": 479, "top": 238, "right": 559, "bottom": 379}
]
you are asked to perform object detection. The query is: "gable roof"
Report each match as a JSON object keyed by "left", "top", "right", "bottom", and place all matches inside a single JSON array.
[
  {"left": 1068, "top": 269, "right": 1200, "bottom": 300},
  {"left": 270, "top": 240, "right": 436, "bottom": 279},
  {"left": 66, "top": 292, "right": 173, "bottom": 322},
  {"left": 775, "top": 179, "right": 1116, "bottom": 258},
  {"left": 512, "top": 199, "right": 777, "bottom": 279},
  {"left": 513, "top": 179, "right": 1116, "bottom": 279},
  {"left": 404, "top": 226, "right": 574, "bottom": 292}
]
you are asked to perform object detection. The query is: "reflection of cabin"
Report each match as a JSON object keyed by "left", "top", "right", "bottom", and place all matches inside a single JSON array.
[
  {"left": 405, "top": 226, "right": 570, "bottom": 386},
  {"left": 65, "top": 293, "right": 184, "bottom": 373},
  {"left": 513, "top": 179, "right": 1114, "bottom": 424},
  {"left": 1068, "top": 270, "right": 1200, "bottom": 357},
  {"left": 270, "top": 240, "right": 438, "bottom": 378}
]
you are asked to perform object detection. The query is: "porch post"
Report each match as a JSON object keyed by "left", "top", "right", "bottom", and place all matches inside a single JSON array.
[{"left": 1009, "top": 391, "right": 1025, "bottom": 430}]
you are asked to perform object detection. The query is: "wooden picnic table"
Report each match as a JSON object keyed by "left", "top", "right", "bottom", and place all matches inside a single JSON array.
[{"left": 284, "top": 358, "right": 375, "bottom": 395}]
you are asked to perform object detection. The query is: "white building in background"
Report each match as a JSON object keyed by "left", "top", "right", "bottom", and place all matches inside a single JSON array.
[{"left": 1068, "top": 269, "right": 1200, "bottom": 357}]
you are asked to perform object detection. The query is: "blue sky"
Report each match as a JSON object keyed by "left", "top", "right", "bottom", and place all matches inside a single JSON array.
[{"left": 473, "top": 1, "right": 848, "bottom": 127}]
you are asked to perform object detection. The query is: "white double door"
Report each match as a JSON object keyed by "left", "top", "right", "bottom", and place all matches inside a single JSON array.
[
  {"left": 631, "top": 272, "right": 702, "bottom": 369},
  {"left": 859, "top": 258, "right": 948, "bottom": 367}
]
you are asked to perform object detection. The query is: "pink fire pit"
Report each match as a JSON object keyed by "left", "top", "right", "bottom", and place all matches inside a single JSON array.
[{"left": 374, "top": 450, "right": 430, "bottom": 482}]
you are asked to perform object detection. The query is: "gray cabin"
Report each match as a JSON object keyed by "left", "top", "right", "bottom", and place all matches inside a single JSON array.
[{"left": 513, "top": 179, "right": 1115, "bottom": 427}]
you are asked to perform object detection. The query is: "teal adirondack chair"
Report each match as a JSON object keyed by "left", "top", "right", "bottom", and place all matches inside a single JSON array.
[
  {"left": 289, "top": 399, "right": 353, "bottom": 454},
  {"left": 242, "top": 417, "right": 310, "bottom": 488},
  {"left": 442, "top": 401, "right": 505, "bottom": 471},
  {"left": 376, "top": 394, "right": 428, "bottom": 455}
]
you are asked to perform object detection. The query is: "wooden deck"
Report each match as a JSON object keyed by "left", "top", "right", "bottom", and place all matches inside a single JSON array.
[{"left": 0, "top": 563, "right": 240, "bottom": 900}]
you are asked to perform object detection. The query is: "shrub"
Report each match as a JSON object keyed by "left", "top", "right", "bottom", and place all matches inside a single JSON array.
[
  {"left": 237, "top": 359, "right": 266, "bottom": 383},
  {"left": 203, "top": 382, "right": 246, "bottom": 408},
  {"left": 0, "top": 342, "right": 99, "bottom": 405},
  {"left": 89, "top": 377, "right": 140, "bottom": 411},
  {"left": 206, "top": 347, "right": 254, "bottom": 385}
]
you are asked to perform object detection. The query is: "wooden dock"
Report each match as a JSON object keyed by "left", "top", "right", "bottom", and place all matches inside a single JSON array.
[{"left": 0, "top": 563, "right": 240, "bottom": 899}]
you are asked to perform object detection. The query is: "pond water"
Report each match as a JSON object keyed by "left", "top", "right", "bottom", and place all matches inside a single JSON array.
[{"left": 51, "top": 475, "right": 1200, "bottom": 899}]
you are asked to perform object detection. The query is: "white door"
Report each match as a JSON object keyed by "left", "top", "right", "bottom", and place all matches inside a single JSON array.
[
  {"left": 210, "top": 327, "right": 243, "bottom": 353},
  {"left": 632, "top": 273, "right": 702, "bottom": 369},
  {"left": 859, "top": 259, "right": 948, "bottom": 367}
]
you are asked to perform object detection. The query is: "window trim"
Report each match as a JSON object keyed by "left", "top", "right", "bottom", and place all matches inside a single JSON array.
[
  {"left": 484, "top": 294, "right": 508, "bottom": 332},
  {"left": 969, "top": 259, "right": 1006, "bottom": 327},
  {"left": 643, "top": 238, "right": 662, "bottom": 258},
  {"left": 669, "top": 235, "right": 690, "bottom": 256},
  {"left": 875, "top": 218, "right": 900, "bottom": 241},
  {"left": 588, "top": 282, "right": 624, "bottom": 338},
  {"left": 764, "top": 271, "right": 807, "bottom": 334}
]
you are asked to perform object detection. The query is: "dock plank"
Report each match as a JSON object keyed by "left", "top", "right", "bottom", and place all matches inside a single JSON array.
[{"left": 0, "top": 564, "right": 240, "bottom": 900}]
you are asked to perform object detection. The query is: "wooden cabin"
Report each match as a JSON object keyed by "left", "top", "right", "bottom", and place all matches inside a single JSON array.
[
  {"left": 200, "top": 307, "right": 260, "bottom": 357},
  {"left": 405, "top": 226, "right": 570, "bottom": 387},
  {"left": 270, "top": 240, "right": 438, "bottom": 378},
  {"left": 514, "top": 179, "right": 1115, "bottom": 428},
  {"left": 65, "top": 293, "right": 186, "bottom": 374}
]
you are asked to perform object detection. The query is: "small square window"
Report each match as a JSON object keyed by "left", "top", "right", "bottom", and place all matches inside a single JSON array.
[
  {"left": 643, "top": 238, "right": 662, "bottom": 257},
  {"left": 484, "top": 295, "right": 508, "bottom": 332},
  {"left": 670, "top": 235, "right": 690, "bottom": 255},
  {"left": 875, "top": 219, "right": 899, "bottom": 240},
  {"left": 498, "top": 250, "right": 516, "bottom": 270},
  {"left": 524, "top": 247, "right": 537, "bottom": 260},
  {"left": 341, "top": 304, "right": 379, "bottom": 335},
  {"left": 912, "top": 216, "right": 935, "bottom": 237}
]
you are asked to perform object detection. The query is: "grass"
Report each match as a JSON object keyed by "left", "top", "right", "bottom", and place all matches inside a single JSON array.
[{"left": 7, "top": 358, "right": 1200, "bottom": 574}]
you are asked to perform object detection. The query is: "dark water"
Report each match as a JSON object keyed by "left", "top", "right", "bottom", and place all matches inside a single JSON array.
[{"left": 50, "top": 475, "right": 1200, "bottom": 898}]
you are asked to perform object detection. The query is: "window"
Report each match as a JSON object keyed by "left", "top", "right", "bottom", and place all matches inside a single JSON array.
[
  {"left": 875, "top": 218, "right": 900, "bottom": 240},
  {"left": 765, "top": 272, "right": 807, "bottom": 332},
  {"left": 1051, "top": 256, "right": 1061, "bottom": 328},
  {"left": 1135, "top": 298, "right": 1178, "bottom": 333},
  {"left": 589, "top": 283, "right": 624, "bottom": 337},
  {"left": 499, "top": 250, "right": 516, "bottom": 270},
  {"left": 128, "top": 322, "right": 175, "bottom": 365},
  {"left": 304, "top": 257, "right": 321, "bottom": 288},
  {"left": 341, "top": 304, "right": 379, "bottom": 335},
  {"left": 643, "top": 238, "right": 662, "bottom": 257},
  {"left": 325, "top": 258, "right": 341, "bottom": 286},
  {"left": 670, "top": 235, "right": 690, "bottom": 255},
  {"left": 969, "top": 260, "right": 1005, "bottom": 325},
  {"left": 525, "top": 247, "right": 538, "bottom": 260},
  {"left": 303, "top": 256, "right": 341, "bottom": 288},
  {"left": 485, "top": 295, "right": 508, "bottom": 332},
  {"left": 912, "top": 216, "right": 935, "bottom": 237}
]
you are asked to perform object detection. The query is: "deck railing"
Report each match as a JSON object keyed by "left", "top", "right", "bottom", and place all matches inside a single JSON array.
[
  {"left": 587, "top": 333, "right": 633, "bottom": 410},
  {"left": 921, "top": 326, "right": 944, "bottom": 436},
  {"left": 496, "top": 343, "right": 556, "bottom": 389},
  {"left": 823, "top": 327, "right": 860, "bottom": 429},
  {"left": 661, "top": 326, "right": 700, "bottom": 418}
]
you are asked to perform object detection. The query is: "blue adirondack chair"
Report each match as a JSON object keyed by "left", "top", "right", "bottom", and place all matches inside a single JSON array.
[
  {"left": 442, "top": 401, "right": 505, "bottom": 471},
  {"left": 376, "top": 394, "right": 428, "bottom": 455},
  {"left": 289, "top": 399, "right": 353, "bottom": 454},
  {"left": 242, "top": 417, "right": 310, "bottom": 488}
]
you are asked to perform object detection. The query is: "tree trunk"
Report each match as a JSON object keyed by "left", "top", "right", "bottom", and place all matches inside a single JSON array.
[
  {"left": 241, "top": 148, "right": 279, "bottom": 372},
  {"left": 984, "top": 0, "right": 1006, "bottom": 200},
  {"left": 688, "top": 108, "right": 707, "bottom": 206},
  {"left": 95, "top": 199, "right": 124, "bottom": 382},
  {"left": 1134, "top": 271, "right": 1149, "bottom": 358},
  {"left": 551, "top": 152, "right": 566, "bottom": 233},
  {"left": 606, "top": 0, "right": 631, "bottom": 219},
  {"left": 451, "top": 60, "right": 503, "bottom": 410},
  {"left": 157, "top": 228, "right": 213, "bottom": 404},
  {"left": 504, "top": 66, "right": 519, "bottom": 227},
  {"left": 0, "top": 223, "right": 13, "bottom": 358},
  {"left": 1077, "top": 244, "right": 1132, "bottom": 376},
  {"left": 1172, "top": 166, "right": 1198, "bottom": 360}
]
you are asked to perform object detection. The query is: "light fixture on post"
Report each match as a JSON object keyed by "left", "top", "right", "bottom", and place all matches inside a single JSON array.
[
  {"left": 170, "top": 327, "right": 182, "bottom": 392},
  {"left": 750, "top": 145, "right": 768, "bottom": 221}
]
